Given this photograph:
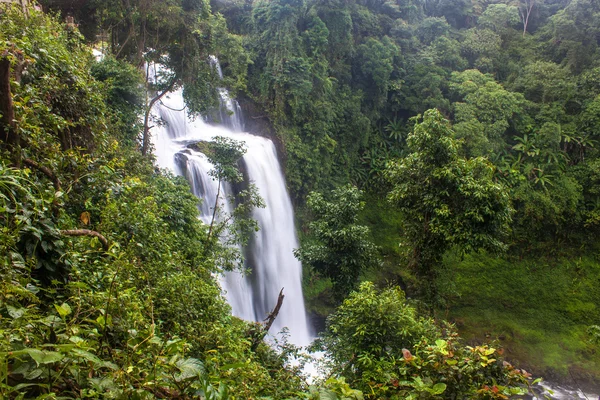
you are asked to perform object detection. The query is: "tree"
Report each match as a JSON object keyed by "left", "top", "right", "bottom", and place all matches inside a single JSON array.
[
  {"left": 294, "top": 185, "right": 380, "bottom": 300},
  {"left": 478, "top": 3, "right": 521, "bottom": 35},
  {"left": 384, "top": 109, "right": 512, "bottom": 303},
  {"left": 203, "top": 136, "right": 246, "bottom": 245},
  {"left": 516, "top": 0, "right": 536, "bottom": 36},
  {"left": 194, "top": 137, "right": 264, "bottom": 268},
  {"left": 510, "top": 61, "right": 574, "bottom": 105},
  {"left": 91, "top": 56, "right": 145, "bottom": 145},
  {"left": 460, "top": 28, "right": 502, "bottom": 70},
  {"left": 422, "top": 36, "right": 468, "bottom": 72},
  {"left": 355, "top": 37, "right": 399, "bottom": 101},
  {"left": 416, "top": 16, "right": 451, "bottom": 45},
  {"left": 538, "top": 0, "right": 600, "bottom": 73},
  {"left": 449, "top": 69, "right": 526, "bottom": 156},
  {"left": 422, "top": 0, "right": 473, "bottom": 28},
  {"left": 0, "top": 51, "right": 19, "bottom": 164},
  {"left": 391, "top": 63, "right": 450, "bottom": 115}
]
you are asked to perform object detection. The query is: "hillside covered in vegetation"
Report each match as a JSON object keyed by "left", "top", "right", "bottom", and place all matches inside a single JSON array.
[{"left": 1, "top": 0, "right": 600, "bottom": 398}]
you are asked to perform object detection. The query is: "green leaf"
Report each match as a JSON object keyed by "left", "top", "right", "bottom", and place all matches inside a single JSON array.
[
  {"left": 23, "top": 349, "right": 64, "bottom": 366},
  {"left": 7, "top": 306, "right": 26, "bottom": 319},
  {"left": 54, "top": 303, "right": 71, "bottom": 318},
  {"left": 431, "top": 383, "right": 446, "bottom": 395},
  {"left": 318, "top": 389, "right": 339, "bottom": 400},
  {"left": 221, "top": 362, "right": 246, "bottom": 370},
  {"left": 24, "top": 368, "right": 44, "bottom": 380},
  {"left": 10, "top": 383, "right": 41, "bottom": 393},
  {"left": 71, "top": 348, "right": 101, "bottom": 364},
  {"left": 174, "top": 357, "right": 205, "bottom": 382}
]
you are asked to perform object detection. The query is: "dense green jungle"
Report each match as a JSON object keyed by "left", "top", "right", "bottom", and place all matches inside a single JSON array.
[{"left": 1, "top": 0, "right": 600, "bottom": 398}]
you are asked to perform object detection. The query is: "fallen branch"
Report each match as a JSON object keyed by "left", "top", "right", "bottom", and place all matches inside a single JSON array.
[
  {"left": 23, "top": 158, "right": 61, "bottom": 191},
  {"left": 264, "top": 288, "right": 285, "bottom": 333},
  {"left": 250, "top": 288, "right": 285, "bottom": 352},
  {"left": 61, "top": 229, "right": 109, "bottom": 251}
]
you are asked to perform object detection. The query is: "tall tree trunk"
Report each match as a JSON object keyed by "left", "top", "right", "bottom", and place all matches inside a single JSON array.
[
  {"left": 0, "top": 57, "right": 20, "bottom": 166},
  {"left": 520, "top": 0, "right": 535, "bottom": 37},
  {"left": 136, "top": 14, "right": 147, "bottom": 68},
  {"left": 117, "top": 0, "right": 137, "bottom": 62}
]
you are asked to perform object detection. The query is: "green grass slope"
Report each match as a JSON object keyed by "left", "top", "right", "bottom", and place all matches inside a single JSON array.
[{"left": 443, "top": 252, "right": 600, "bottom": 388}]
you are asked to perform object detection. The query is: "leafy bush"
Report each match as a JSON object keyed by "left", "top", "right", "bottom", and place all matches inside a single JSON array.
[{"left": 315, "top": 282, "right": 532, "bottom": 399}]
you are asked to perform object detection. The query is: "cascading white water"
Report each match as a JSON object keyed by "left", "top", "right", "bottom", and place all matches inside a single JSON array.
[
  {"left": 209, "top": 56, "right": 244, "bottom": 133},
  {"left": 173, "top": 149, "right": 257, "bottom": 322},
  {"left": 151, "top": 79, "right": 312, "bottom": 346}
]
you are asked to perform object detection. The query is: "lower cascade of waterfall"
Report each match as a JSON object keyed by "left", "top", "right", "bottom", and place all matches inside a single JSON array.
[{"left": 151, "top": 87, "right": 312, "bottom": 347}]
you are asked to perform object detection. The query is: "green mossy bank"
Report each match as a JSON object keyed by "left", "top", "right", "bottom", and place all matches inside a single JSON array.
[{"left": 445, "top": 252, "right": 600, "bottom": 387}]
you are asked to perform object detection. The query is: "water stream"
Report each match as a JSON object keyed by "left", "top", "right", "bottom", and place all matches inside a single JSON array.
[
  {"left": 529, "top": 382, "right": 599, "bottom": 399},
  {"left": 150, "top": 79, "right": 312, "bottom": 347}
]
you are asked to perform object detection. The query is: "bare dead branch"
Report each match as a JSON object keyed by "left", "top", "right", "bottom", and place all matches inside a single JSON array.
[
  {"left": 264, "top": 288, "right": 285, "bottom": 333},
  {"left": 61, "top": 229, "right": 109, "bottom": 251}
]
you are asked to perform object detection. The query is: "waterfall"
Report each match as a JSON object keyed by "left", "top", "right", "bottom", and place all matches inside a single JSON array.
[{"left": 151, "top": 75, "right": 312, "bottom": 347}]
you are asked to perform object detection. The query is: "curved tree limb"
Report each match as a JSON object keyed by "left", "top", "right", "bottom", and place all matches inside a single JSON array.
[
  {"left": 23, "top": 158, "right": 61, "bottom": 191},
  {"left": 141, "top": 77, "right": 177, "bottom": 156},
  {"left": 61, "top": 229, "right": 109, "bottom": 251}
]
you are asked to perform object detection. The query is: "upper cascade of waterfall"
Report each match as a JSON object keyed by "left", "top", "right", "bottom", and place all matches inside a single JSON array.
[
  {"left": 208, "top": 55, "right": 244, "bottom": 133},
  {"left": 209, "top": 55, "right": 224, "bottom": 79},
  {"left": 150, "top": 58, "right": 312, "bottom": 347}
]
